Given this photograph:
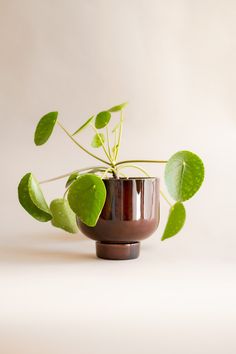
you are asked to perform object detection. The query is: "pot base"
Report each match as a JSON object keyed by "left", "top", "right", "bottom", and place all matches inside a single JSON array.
[{"left": 96, "top": 241, "right": 140, "bottom": 260}]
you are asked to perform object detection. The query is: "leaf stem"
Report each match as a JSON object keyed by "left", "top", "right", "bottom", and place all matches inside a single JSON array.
[
  {"left": 113, "top": 129, "right": 117, "bottom": 160},
  {"left": 39, "top": 166, "right": 107, "bottom": 184},
  {"left": 106, "top": 126, "right": 112, "bottom": 159},
  {"left": 115, "top": 159, "right": 168, "bottom": 166},
  {"left": 90, "top": 123, "right": 113, "bottom": 164},
  {"left": 118, "top": 171, "right": 129, "bottom": 178},
  {"left": 160, "top": 190, "right": 172, "bottom": 207},
  {"left": 63, "top": 186, "right": 70, "bottom": 199},
  {"left": 101, "top": 167, "right": 113, "bottom": 179},
  {"left": 117, "top": 164, "right": 150, "bottom": 177},
  {"left": 57, "top": 121, "right": 111, "bottom": 166},
  {"left": 114, "top": 110, "right": 124, "bottom": 162}
]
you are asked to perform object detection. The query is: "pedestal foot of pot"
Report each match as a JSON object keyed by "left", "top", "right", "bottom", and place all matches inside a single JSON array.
[{"left": 96, "top": 242, "right": 140, "bottom": 260}]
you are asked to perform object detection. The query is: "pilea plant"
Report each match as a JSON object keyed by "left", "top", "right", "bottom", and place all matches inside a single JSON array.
[{"left": 18, "top": 102, "right": 204, "bottom": 240}]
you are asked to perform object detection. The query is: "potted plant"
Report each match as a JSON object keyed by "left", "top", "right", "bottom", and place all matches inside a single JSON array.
[{"left": 18, "top": 103, "right": 204, "bottom": 260}]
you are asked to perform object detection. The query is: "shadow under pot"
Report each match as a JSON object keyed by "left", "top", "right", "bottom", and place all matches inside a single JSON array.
[{"left": 77, "top": 177, "right": 160, "bottom": 260}]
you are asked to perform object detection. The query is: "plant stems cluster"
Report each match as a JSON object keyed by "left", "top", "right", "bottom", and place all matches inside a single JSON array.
[
  {"left": 41, "top": 112, "right": 168, "bottom": 182},
  {"left": 39, "top": 109, "right": 171, "bottom": 207}
]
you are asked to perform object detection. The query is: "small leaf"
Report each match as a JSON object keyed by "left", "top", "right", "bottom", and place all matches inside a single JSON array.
[
  {"left": 162, "top": 202, "right": 186, "bottom": 241},
  {"left": 65, "top": 172, "right": 80, "bottom": 188},
  {"left": 50, "top": 199, "right": 79, "bottom": 233},
  {"left": 91, "top": 133, "right": 105, "bottom": 148},
  {"left": 108, "top": 102, "right": 128, "bottom": 112},
  {"left": 34, "top": 111, "right": 58, "bottom": 145},
  {"left": 112, "top": 122, "right": 121, "bottom": 133},
  {"left": 68, "top": 174, "right": 106, "bottom": 227},
  {"left": 72, "top": 116, "right": 94, "bottom": 136},
  {"left": 165, "top": 151, "right": 204, "bottom": 202},
  {"left": 95, "top": 111, "right": 111, "bottom": 129},
  {"left": 112, "top": 144, "right": 118, "bottom": 154},
  {"left": 18, "top": 173, "right": 52, "bottom": 222}
]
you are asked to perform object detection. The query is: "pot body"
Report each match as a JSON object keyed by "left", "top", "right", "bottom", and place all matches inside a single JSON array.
[{"left": 77, "top": 177, "right": 160, "bottom": 260}]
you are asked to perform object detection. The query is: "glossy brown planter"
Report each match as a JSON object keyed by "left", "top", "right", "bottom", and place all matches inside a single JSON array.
[{"left": 77, "top": 177, "right": 160, "bottom": 260}]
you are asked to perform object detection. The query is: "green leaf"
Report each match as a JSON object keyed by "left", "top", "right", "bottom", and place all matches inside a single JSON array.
[
  {"left": 91, "top": 133, "right": 105, "bottom": 148},
  {"left": 95, "top": 111, "right": 111, "bottom": 129},
  {"left": 68, "top": 174, "right": 106, "bottom": 227},
  {"left": 18, "top": 173, "right": 52, "bottom": 222},
  {"left": 108, "top": 102, "right": 128, "bottom": 112},
  {"left": 112, "top": 122, "right": 121, "bottom": 133},
  {"left": 50, "top": 199, "right": 79, "bottom": 233},
  {"left": 165, "top": 151, "right": 204, "bottom": 202},
  {"left": 72, "top": 116, "right": 94, "bottom": 136},
  {"left": 65, "top": 172, "right": 80, "bottom": 188},
  {"left": 162, "top": 202, "right": 186, "bottom": 241},
  {"left": 34, "top": 111, "right": 58, "bottom": 145}
]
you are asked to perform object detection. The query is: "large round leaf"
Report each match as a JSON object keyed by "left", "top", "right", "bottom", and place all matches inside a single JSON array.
[
  {"left": 108, "top": 102, "right": 128, "bottom": 112},
  {"left": 165, "top": 151, "right": 204, "bottom": 202},
  {"left": 67, "top": 174, "right": 106, "bottom": 227},
  {"left": 162, "top": 202, "right": 186, "bottom": 241},
  {"left": 91, "top": 133, "right": 105, "bottom": 148},
  {"left": 50, "top": 199, "right": 79, "bottom": 233},
  {"left": 34, "top": 111, "right": 58, "bottom": 145},
  {"left": 72, "top": 116, "right": 94, "bottom": 136},
  {"left": 95, "top": 111, "right": 111, "bottom": 129},
  {"left": 18, "top": 173, "right": 52, "bottom": 222}
]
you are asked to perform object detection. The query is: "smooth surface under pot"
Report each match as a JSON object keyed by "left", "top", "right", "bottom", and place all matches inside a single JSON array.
[{"left": 77, "top": 177, "right": 160, "bottom": 260}]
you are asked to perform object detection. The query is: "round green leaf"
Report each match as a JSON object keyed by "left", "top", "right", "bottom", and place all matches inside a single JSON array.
[
  {"left": 34, "top": 111, "right": 58, "bottom": 145},
  {"left": 72, "top": 116, "right": 94, "bottom": 136},
  {"left": 108, "top": 102, "right": 128, "bottom": 112},
  {"left": 18, "top": 173, "right": 52, "bottom": 222},
  {"left": 65, "top": 172, "right": 80, "bottom": 188},
  {"left": 67, "top": 174, "right": 106, "bottom": 227},
  {"left": 165, "top": 151, "right": 204, "bottom": 202},
  {"left": 50, "top": 199, "right": 79, "bottom": 233},
  {"left": 95, "top": 111, "right": 111, "bottom": 129},
  {"left": 91, "top": 133, "right": 105, "bottom": 148},
  {"left": 162, "top": 202, "right": 186, "bottom": 241}
]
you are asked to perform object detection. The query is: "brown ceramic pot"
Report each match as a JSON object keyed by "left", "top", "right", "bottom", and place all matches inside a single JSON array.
[{"left": 77, "top": 177, "right": 160, "bottom": 260}]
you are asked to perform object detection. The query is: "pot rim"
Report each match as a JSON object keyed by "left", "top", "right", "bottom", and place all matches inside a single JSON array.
[{"left": 102, "top": 176, "right": 159, "bottom": 181}]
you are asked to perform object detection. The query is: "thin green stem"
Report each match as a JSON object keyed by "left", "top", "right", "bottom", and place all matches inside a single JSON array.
[
  {"left": 115, "top": 159, "right": 168, "bottom": 167},
  {"left": 88, "top": 168, "right": 107, "bottom": 173},
  {"left": 117, "top": 171, "right": 128, "bottom": 178},
  {"left": 112, "top": 128, "right": 118, "bottom": 161},
  {"left": 90, "top": 123, "right": 113, "bottom": 164},
  {"left": 117, "top": 164, "right": 150, "bottom": 177},
  {"left": 101, "top": 166, "right": 126, "bottom": 179},
  {"left": 63, "top": 186, "right": 70, "bottom": 199},
  {"left": 57, "top": 121, "right": 110, "bottom": 166},
  {"left": 160, "top": 190, "right": 172, "bottom": 207},
  {"left": 39, "top": 166, "right": 107, "bottom": 184},
  {"left": 101, "top": 167, "right": 113, "bottom": 179},
  {"left": 114, "top": 110, "right": 124, "bottom": 162},
  {"left": 106, "top": 126, "right": 112, "bottom": 160}
]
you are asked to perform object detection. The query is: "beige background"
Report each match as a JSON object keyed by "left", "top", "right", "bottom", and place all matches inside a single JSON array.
[{"left": 0, "top": 0, "right": 236, "bottom": 353}]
